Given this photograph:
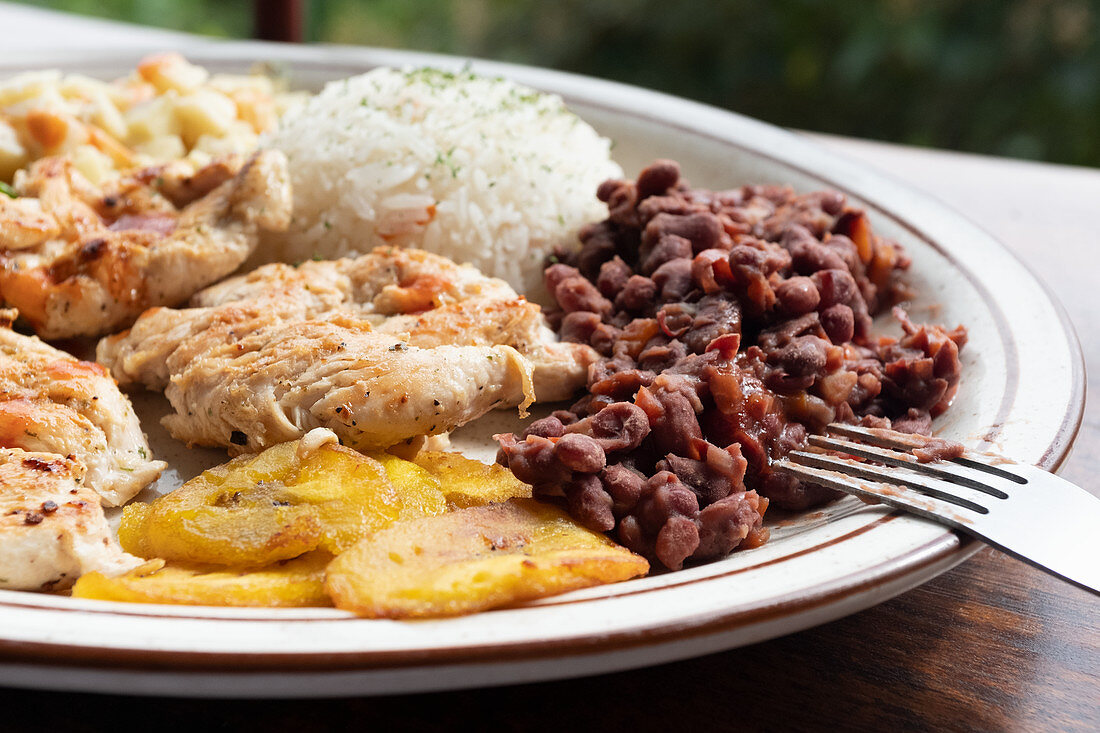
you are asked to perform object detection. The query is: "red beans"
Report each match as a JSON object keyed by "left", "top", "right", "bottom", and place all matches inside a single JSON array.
[
  {"left": 635, "top": 159, "right": 681, "bottom": 199},
  {"left": 645, "top": 212, "right": 724, "bottom": 255},
  {"left": 495, "top": 160, "right": 967, "bottom": 571},
  {"left": 681, "top": 296, "right": 741, "bottom": 354},
  {"left": 554, "top": 274, "right": 613, "bottom": 317},
  {"left": 656, "top": 303, "right": 695, "bottom": 338},
  {"left": 560, "top": 311, "right": 602, "bottom": 345},
  {"left": 554, "top": 433, "right": 607, "bottom": 472},
  {"left": 635, "top": 379, "right": 704, "bottom": 457},
  {"left": 597, "top": 257, "right": 632, "bottom": 298},
  {"left": 523, "top": 415, "right": 565, "bottom": 439},
  {"left": 495, "top": 434, "right": 569, "bottom": 487},
  {"left": 577, "top": 221, "right": 619, "bottom": 279},
  {"left": 820, "top": 303, "right": 855, "bottom": 343},
  {"left": 641, "top": 234, "right": 692, "bottom": 275},
  {"left": 601, "top": 464, "right": 645, "bottom": 512},
  {"left": 775, "top": 276, "right": 820, "bottom": 315},
  {"left": 614, "top": 275, "right": 658, "bottom": 314},
  {"left": 692, "top": 249, "right": 733, "bottom": 294},
  {"left": 651, "top": 258, "right": 694, "bottom": 301},
  {"left": 771, "top": 335, "right": 829, "bottom": 377},
  {"left": 695, "top": 491, "right": 768, "bottom": 561},
  {"left": 654, "top": 515, "right": 700, "bottom": 571},
  {"left": 567, "top": 402, "right": 651, "bottom": 452},
  {"left": 544, "top": 262, "right": 579, "bottom": 294},
  {"left": 566, "top": 473, "right": 616, "bottom": 531},
  {"left": 606, "top": 181, "right": 641, "bottom": 228},
  {"left": 790, "top": 240, "right": 848, "bottom": 274},
  {"left": 812, "top": 268, "right": 860, "bottom": 308}
]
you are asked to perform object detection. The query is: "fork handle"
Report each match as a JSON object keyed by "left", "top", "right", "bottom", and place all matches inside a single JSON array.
[{"left": 978, "top": 467, "right": 1100, "bottom": 596}]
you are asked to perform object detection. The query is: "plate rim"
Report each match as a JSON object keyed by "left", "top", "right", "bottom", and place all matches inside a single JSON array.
[{"left": 0, "top": 40, "right": 1085, "bottom": 691}]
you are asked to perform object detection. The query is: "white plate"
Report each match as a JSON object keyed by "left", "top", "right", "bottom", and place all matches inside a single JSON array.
[{"left": 0, "top": 42, "right": 1084, "bottom": 698}]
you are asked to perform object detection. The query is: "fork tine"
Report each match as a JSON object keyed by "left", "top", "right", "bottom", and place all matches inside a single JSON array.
[
  {"left": 774, "top": 459, "right": 982, "bottom": 529},
  {"left": 807, "top": 434, "right": 1009, "bottom": 499},
  {"left": 784, "top": 450, "right": 992, "bottom": 514},
  {"left": 823, "top": 422, "right": 929, "bottom": 449},
  {"left": 781, "top": 426, "right": 1100, "bottom": 596},
  {"left": 824, "top": 423, "right": 1026, "bottom": 485}
]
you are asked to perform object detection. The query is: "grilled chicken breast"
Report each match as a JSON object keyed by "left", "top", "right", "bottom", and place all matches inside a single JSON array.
[
  {"left": 159, "top": 313, "right": 533, "bottom": 455},
  {"left": 98, "top": 247, "right": 592, "bottom": 454},
  {"left": 377, "top": 298, "right": 592, "bottom": 402},
  {"left": 0, "top": 448, "right": 143, "bottom": 591},
  {"left": 107, "top": 247, "right": 594, "bottom": 400},
  {"left": 105, "top": 305, "right": 534, "bottom": 455},
  {"left": 0, "top": 313, "right": 164, "bottom": 506},
  {"left": 0, "top": 149, "right": 291, "bottom": 339},
  {"left": 190, "top": 245, "right": 520, "bottom": 314},
  {"left": 0, "top": 311, "right": 161, "bottom": 592}
]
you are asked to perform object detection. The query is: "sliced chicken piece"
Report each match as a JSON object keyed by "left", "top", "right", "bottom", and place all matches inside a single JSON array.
[
  {"left": 101, "top": 246, "right": 520, "bottom": 391},
  {"left": 0, "top": 311, "right": 164, "bottom": 506},
  {"left": 0, "top": 197, "right": 61, "bottom": 251},
  {"left": 0, "top": 149, "right": 291, "bottom": 339},
  {"left": 97, "top": 247, "right": 590, "bottom": 455},
  {"left": 156, "top": 312, "right": 533, "bottom": 455},
  {"left": 0, "top": 448, "right": 143, "bottom": 591},
  {"left": 184, "top": 247, "right": 596, "bottom": 401},
  {"left": 103, "top": 297, "right": 592, "bottom": 405},
  {"left": 98, "top": 300, "right": 311, "bottom": 392},
  {"left": 378, "top": 298, "right": 594, "bottom": 402},
  {"left": 190, "top": 245, "right": 519, "bottom": 314},
  {"left": 151, "top": 156, "right": 243, "bottom": 208}
]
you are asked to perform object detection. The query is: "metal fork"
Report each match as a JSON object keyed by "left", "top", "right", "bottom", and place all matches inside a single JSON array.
[{"left": 774, "top": 423, "right": 1100, "bottom": 595}]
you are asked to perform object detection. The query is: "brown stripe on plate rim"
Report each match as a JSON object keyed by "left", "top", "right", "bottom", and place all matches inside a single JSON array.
[
  {"left": 0, "top": 510, "right": 898, "bottom": 619},
  {"left": 0, "top": 532, "right": 975, "bottom": 673}
]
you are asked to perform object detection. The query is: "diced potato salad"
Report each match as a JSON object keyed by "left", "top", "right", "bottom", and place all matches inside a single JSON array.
[
  {"left": 73, "top": 429, "right": 647, "bottom": 615},
  {"left": 0, "top": 53, "right": 304, "bottom": 184}
]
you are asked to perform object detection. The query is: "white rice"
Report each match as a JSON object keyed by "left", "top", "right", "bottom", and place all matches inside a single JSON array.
[{"left": 260, "top": 67, "right": 622, "bottom": 298}]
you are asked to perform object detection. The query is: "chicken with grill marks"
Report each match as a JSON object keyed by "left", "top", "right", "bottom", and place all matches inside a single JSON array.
[
  {"left": 0, "top": 311, "right": 164, "bottom": 506},
  {"left": 98, "top": 247, "right": 593, "bottom": 455},
  {"left": 0, "top": 149, "right": 291, "bottom": 339},
  {"left": 190, "top": 245, "right": 522, "bottom": 314},
  {"left": 376, "top": 297, "right": 591, "bottom": 402},
  {"left": 0, "top": 309, "right": 161, "bottom": 591},
  {"left": 134, "top": 311, "right": 534, "bottom": 456},
  {"left": 0, "top": 448, "right": 144, "bottom": 591}
]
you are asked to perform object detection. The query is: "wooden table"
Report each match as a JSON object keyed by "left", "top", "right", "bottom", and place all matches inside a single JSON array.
[{"left": 1, "top": 5, "right": 1096, "bottom": 730}]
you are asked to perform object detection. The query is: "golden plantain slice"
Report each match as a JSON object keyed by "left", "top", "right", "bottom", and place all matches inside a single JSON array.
[
  {"left": 412, "top": 451, "right": 532, "bottom": 509},
  {"left": 118, "top": 430, "right": 403, "bottom": 565},
  {"left": 371, "top": 452, "right": 448, "bottom": 520},
  {"left": 325, "top": 498, "right": 649, "bottom": 619},
  {"left": 287, "top": 443, "right": 410, "bottom": 553},
  {"left": 71, "top": 552, "right": 333, "bottom": 607}
]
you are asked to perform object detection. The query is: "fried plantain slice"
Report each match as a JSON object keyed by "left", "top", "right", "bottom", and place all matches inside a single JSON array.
[
  {"left": 71, "top": 552, "right": 332, "bottom": 607},
  {"left": 372, "top": 452, "right": 448, "bottom": 519},
  {"left": 325, "top": 498, "right": 649, "bottom": 618},
  {"left": 118, "top": 430, "right": 403, "bottom": 565},
  {"left": 411, "top": 450, "right": 532, "bottom": 509}
]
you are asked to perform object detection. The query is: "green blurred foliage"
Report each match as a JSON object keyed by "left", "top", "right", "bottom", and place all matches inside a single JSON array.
[
  {"left": 17, "top": 0, "right": 250, "bottom": 38},
  {"left": 16, "top": 0, "right": 1100, "bottom": 167}
]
